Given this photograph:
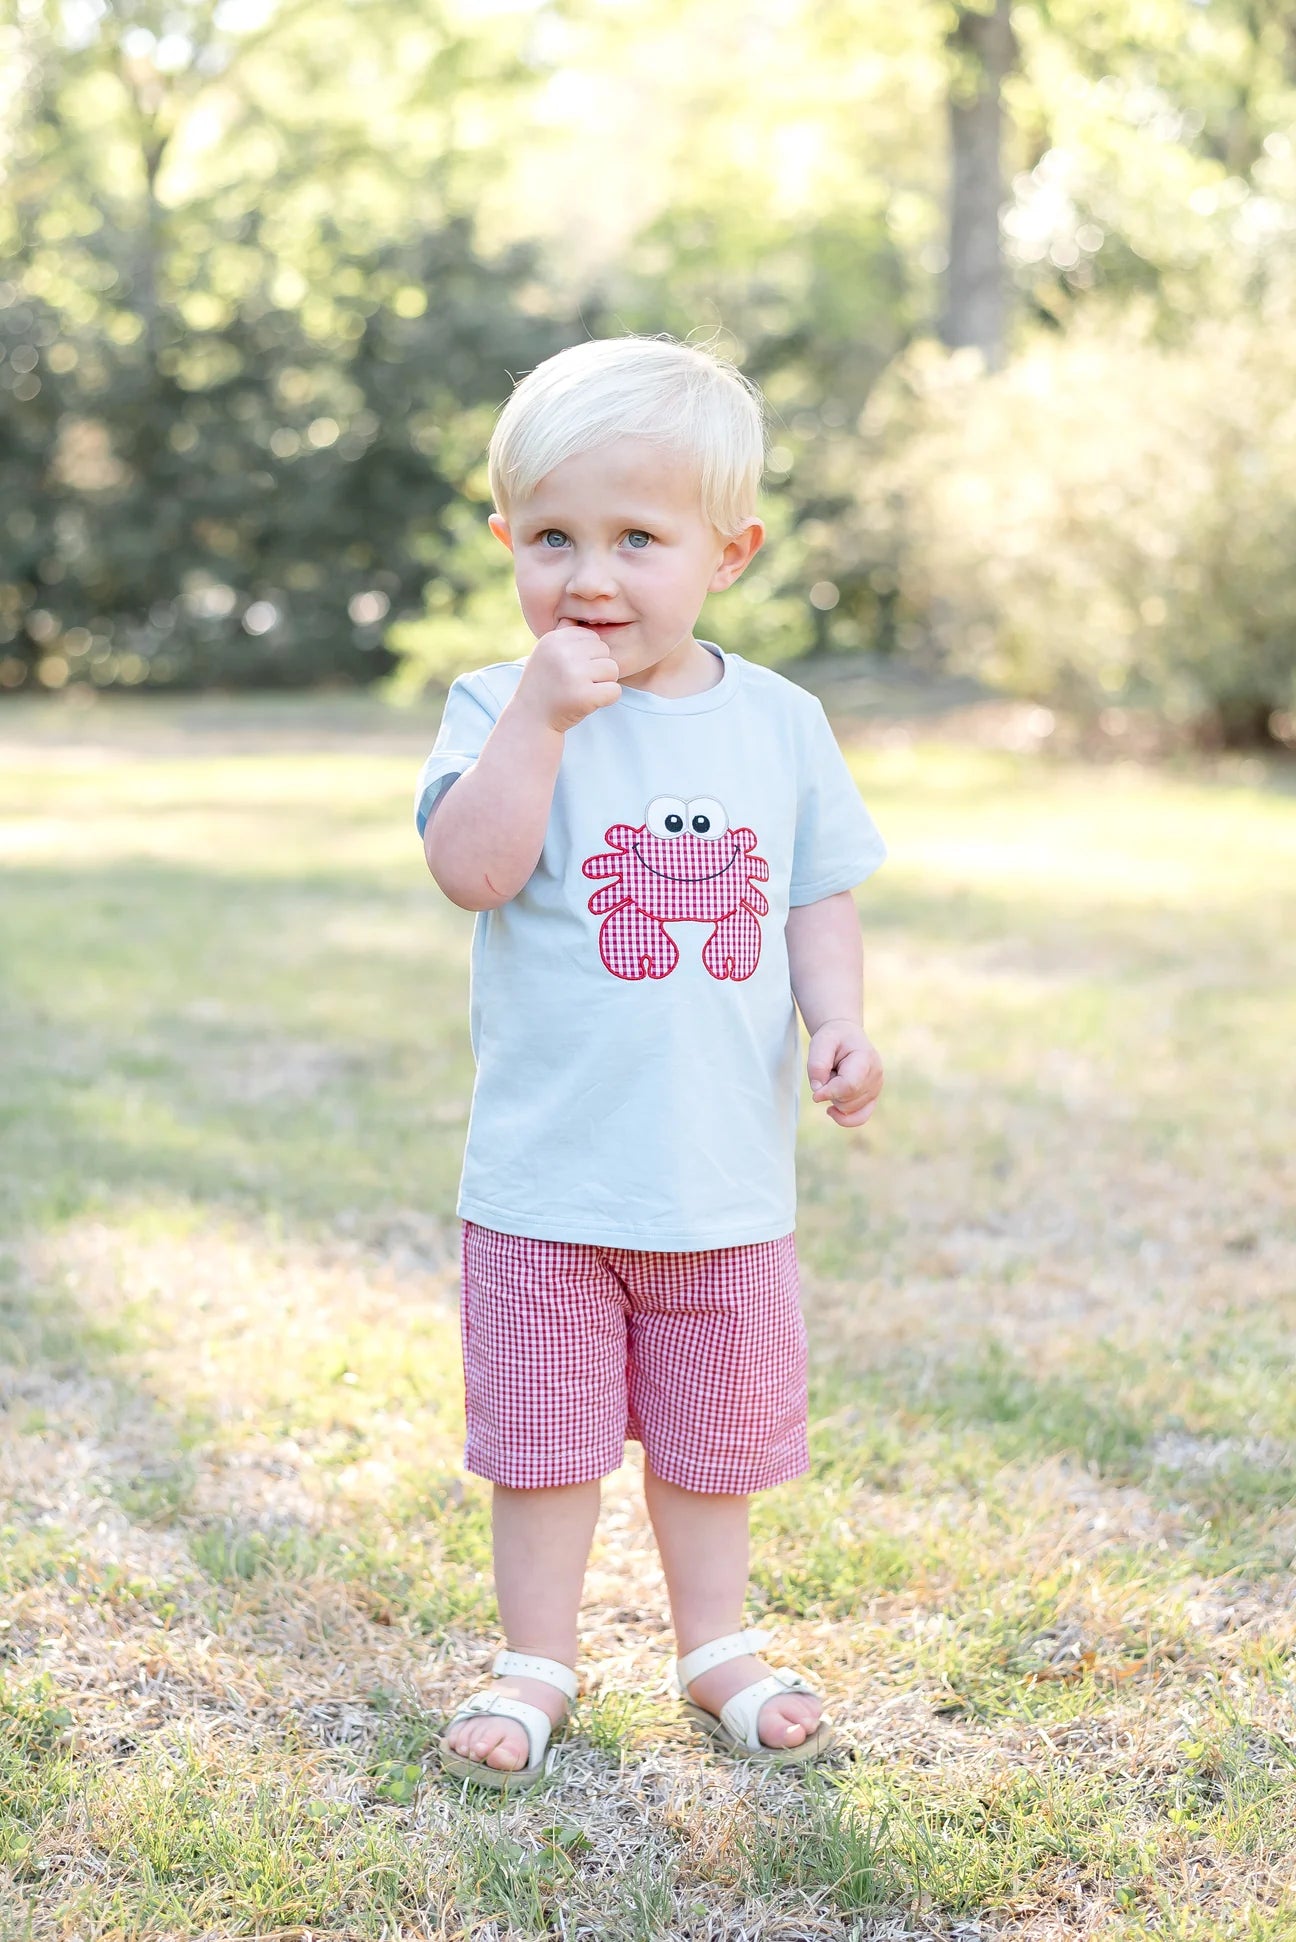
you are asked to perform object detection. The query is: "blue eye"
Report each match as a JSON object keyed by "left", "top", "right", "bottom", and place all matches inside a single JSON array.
[
  {"left": 625, "top": 531, "right": 652, "bottom": 549},
  {"left": 541, "top": 530, "right": 569, "bottom": 548}
]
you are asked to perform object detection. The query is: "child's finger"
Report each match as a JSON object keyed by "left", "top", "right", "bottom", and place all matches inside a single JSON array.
[
  {"left": 832, "top": 1052, "right": 881, "bottom": 1102},
  {"left": 806, "top": 1039, "right": 842, "bottom": 1089},
  {"left": 817, "top": 1065, "right": 882, "bottom": 1114},
  {"left": 834, "top": 1047, "right": 876, "bottom": 1084},
  {"left": 828, "top": 1099, "right": 877, "bottom": 1128},
  {"left": 812, "top": 1056, "right": 863, "bottom": 1102}
]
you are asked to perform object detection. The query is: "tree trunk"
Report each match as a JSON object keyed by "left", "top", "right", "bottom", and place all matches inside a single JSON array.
[{"left": 943, "top": 0, "right": 1017, "bottom": 369}]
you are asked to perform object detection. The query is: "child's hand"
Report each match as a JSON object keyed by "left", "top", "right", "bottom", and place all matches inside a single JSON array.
[
  {"left": 514, "top": 623, "right": 623, "bottom": 733},
  {"left": 807, "top": 1021, "right": 883, "bottom": 1128}
]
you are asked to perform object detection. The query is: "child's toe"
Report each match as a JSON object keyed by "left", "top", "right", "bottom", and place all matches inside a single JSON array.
[
  {"left": 758, "top": 1692, "right": 822, "bottom": 1749},
  {"left": 480, "top": 1720, "right": 528, "bottom": 1769},
  {"left": 487, "top": 1745, "right": 524, "bottom": 1769},
  {"left": 445, "top": 1716, "right": 529, "bottom": 1769}
]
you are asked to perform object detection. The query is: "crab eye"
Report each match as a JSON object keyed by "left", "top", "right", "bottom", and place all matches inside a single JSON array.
[
  {"left": 645, "top": 796, "right": 688, "bottom": 838},
  {"left": 686, "top": 797, "right": 728, "bottom": 839}
]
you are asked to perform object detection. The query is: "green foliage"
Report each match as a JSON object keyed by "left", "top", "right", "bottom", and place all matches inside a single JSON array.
[
  {"left": 856, "top": 320, "right": 1296, "bottom": 742},
  {"left": 743, "top": 1776, "right": 900, "bottom": 1917},
  {"left": 0, "top": 2, "right": 574, "bottom": 694},
  {"left": 6, "top": 0, "right": 1296, "bottom": 718},
  {"left": 0, "top": 1672, "right": 74, "bottom": 1756},
  {"left": 750, "top": 1499, "right": 917, "bottom": 1617},
  {"left": 0, "top": 213, "right": 573, "bottom": 693}
]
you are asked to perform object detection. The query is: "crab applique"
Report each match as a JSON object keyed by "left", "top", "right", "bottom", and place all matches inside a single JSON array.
[{"left": 581, "top": 795, "right": 769, "bottom": 982}]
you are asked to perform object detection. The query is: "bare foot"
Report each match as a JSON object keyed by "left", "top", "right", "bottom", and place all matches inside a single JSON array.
[
  {"left": 443, "top": 1674, "right": 569, "bottom": 1771},
  {"left": 684, "top": 1653, "right": 823, "bottom": 1749}
]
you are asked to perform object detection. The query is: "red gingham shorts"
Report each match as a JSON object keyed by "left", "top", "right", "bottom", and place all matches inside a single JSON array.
[{"left": 459, "top": 1222, "right": 809, "bottom": 1494}]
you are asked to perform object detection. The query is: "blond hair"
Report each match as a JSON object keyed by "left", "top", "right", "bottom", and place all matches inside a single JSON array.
[{"left": 488, "top": 335, "right": 766, "bottom": 538}]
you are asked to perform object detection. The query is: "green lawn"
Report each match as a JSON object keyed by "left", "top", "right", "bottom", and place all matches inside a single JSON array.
[{"left": 1, "top": 695, "right": 1294, "bottom": 1941}]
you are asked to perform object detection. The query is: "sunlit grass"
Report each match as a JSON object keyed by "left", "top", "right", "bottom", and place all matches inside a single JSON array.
[{"left": 0, "top": 697, "right": 1293, "bottom": 1936}]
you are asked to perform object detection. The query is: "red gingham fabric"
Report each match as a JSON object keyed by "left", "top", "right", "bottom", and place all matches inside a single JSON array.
[
  {"left": 460, "top": 1221, "right": 808, "bottom": 1494},
  {"left": 581, "top": 822, "right": 770, "bottom": 982}
]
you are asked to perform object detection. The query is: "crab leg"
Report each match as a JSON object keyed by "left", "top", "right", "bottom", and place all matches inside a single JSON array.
[
  {"left": 597, "top": 902, "right": 680, "bottom": 980},
  {"left": 702, "top": 904, "right": 762, "bottom": 981}
]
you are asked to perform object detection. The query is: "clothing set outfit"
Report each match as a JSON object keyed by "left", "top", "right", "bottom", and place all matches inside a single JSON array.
[{"left": 415, "top": 642, "right": 887, "bottom": 1498}]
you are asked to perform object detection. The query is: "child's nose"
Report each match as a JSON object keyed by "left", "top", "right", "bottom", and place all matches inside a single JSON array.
[{"left": 564, "top": 551, "right": 619, "bottom": 599}]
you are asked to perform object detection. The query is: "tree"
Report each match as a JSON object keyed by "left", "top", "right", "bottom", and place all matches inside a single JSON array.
[
  {"left": 0, "top": 0, "right": 565, "bottom": 692},
  {"left": 942, "top": 0, "right": 1018, "bottom": 367}
]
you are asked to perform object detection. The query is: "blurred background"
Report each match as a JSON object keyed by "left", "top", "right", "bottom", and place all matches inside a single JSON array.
[{"left": 3, "top": 0, "right": 1296, "bottom": 750}]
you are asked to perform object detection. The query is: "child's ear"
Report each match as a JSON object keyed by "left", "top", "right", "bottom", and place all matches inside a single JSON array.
[
  {"left": 709, "top": 518, "right": 765, "bottom": 592},
  {"left": 488, "top": 512, "right": 514, "bottom": 554}
]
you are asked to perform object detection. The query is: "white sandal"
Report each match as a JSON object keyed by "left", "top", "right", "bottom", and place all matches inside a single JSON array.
[
  {"left": 436, "top": 1649, "right": 577, "bottom": 1789},
  {"left": 672, "top": 1627, "right": 832, "bottom": 1766}
]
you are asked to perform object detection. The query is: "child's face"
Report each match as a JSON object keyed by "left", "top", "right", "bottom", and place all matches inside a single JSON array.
[{"left": 489, "top": 438, "right": 763, "bottom": 683}]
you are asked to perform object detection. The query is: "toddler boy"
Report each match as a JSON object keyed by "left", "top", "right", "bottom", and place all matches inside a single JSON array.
[{"left": 415, "top": 335, "right": 886, "bottom": 1784}]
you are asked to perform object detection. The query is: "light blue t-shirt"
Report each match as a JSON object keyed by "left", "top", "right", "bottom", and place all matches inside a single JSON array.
[{"left": 414, "top": 643, "right": 886, "bottom": 1251}]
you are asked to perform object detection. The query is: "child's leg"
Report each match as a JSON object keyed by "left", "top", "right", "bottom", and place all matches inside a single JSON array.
[
  {"left": 451, "top": 1224, "right": 632, "bottom": 1771},
  {"left": 642, "top": 1465, "right": 821, "bottom": 1749},
  {"left": 443, "top": 1479, "right": 600, "bottom": 1771}
]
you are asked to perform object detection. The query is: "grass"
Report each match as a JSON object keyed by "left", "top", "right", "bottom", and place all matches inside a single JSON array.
[{"left": 0, "top": 690, "right": 1294, "bottom": 1939}]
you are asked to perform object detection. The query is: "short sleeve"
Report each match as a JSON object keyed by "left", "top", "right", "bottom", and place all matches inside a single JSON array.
[
  {"left": 413, "top": 673, "right": 502, "bottom": 837},
  {"left": 788, "top": 700, "right": 887, "bottom": 905}
]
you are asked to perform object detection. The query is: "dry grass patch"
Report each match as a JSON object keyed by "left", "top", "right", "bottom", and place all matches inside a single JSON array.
[{"left": 1, "top": 702, "right": 1294, "bottom": 1937}]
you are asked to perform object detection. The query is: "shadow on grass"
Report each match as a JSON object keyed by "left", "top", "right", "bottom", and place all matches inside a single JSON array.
[
  {"left": 807, "top": 1339, "right": 1296, "bottom": 1510},
  {"left": 0, "top": 1233, "right": 495, "bottom": 1644},
  {"left": 4, "top": 844, "right": 1292, "bottom": 1651},
  {"left": 8, "top": 843, "right": 1268, "bottom": 1244},
  {"left": 0, "top": 858, "right": 475, "bottom": 1233}
]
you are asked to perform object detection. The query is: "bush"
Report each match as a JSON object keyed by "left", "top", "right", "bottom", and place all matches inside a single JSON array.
[
  {"left": 0, "top": 217, "right": 569, "bottom": 696},
  {"left": 856, "top": 318, "right": 1296, "bottom": 745}
]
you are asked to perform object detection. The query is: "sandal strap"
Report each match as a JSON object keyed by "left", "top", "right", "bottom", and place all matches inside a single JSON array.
[
  {"left": 718, "top": 1669, "right": 815, "bottom": 1752},
  {"left": 492, "top": 1650, "right": 578, "bottom": 1702},
  {"left": 673, "top": 1628, "right": 772, "bottom": 1695},
  {"left": 444, "top": 1692, "right": 554, "bottom": 1770}
]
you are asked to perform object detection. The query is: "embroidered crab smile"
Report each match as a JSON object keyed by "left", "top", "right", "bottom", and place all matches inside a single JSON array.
[{"left": 631, "top": 842, "right": 739, "bottom": 883}]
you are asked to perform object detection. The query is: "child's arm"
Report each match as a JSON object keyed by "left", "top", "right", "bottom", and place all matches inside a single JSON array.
[
  {"left": 424, "top": 626, "right": 621, "bottom": 910},
  {"left": 785, "top": 890, "right": 884, "bottom": 1128}
]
